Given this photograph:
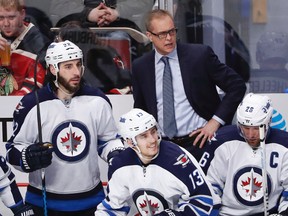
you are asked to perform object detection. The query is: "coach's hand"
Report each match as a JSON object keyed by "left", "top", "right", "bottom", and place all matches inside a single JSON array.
[
  {"left": 190, "top": 118, "right": 220, "bottom": 148},
  {"left": 21, "top": 142, "right": 53, "bottom": 172}
]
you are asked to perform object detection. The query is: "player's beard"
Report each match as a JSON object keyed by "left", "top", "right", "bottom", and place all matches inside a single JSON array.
[{"left": 57, "top": 74, "right": 80, "bottom": 94}]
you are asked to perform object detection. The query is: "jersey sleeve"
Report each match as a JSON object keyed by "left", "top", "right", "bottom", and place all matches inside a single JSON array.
[
  {"left": 206, "top": 144, "right": 229, "bottom": 199},
  {"left": 95, "top": 165, "right": 131, "bottom": 215},
  {"left": 96, "top": 99, "right": 124, "bottom": 162},
  {"left": 5, "top": 94, "right": 39, "bottom": 171},
  {"left": 177, "top": 147, "right": 219, "bottom": 216},
  {"left": 0, "top": 156, "right": 23, "bottom": 209}
]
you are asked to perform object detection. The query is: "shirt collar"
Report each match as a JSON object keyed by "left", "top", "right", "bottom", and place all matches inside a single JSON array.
[{"left": 155, "top": 46, "right": 177, "bottom": 64}]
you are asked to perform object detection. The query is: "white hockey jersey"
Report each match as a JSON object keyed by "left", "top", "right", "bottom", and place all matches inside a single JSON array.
[
  {"left": 6, "top": 84, "right": 124, "bottom": 211},
  {"left": 0, "top": 156, "right": 23, "bottom": 211},
  {"left": 206, "top": 125, "right": 288, "bottom": 215},
  {"left": 96, "top": 141, "right": 219, "bottom": 216}
]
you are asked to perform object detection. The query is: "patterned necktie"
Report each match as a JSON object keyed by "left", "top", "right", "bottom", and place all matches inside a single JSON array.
[{"left": 161, "top": 56, "right": 177, "bottom": 138}]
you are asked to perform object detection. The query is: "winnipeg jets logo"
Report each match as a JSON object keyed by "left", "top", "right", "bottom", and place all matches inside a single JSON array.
[
  {"left": 234, "top": 166, "right": 271, "bottom": 206},
  {"left": 174, "top": 154, "right": 190, "bottom": 168},
  {"left": 133, "top": 190, "right": 169, "bottom": 215},
  {"left": 241, "top": 168, "right": 263, "bottom": 199},
  {"left": 139, "top": 192, "right": 159, "bottom": 215},
  {"left": 52, "top": 120, "right": 90, "bottom": 161},
  {"left": 61, "top": 127, "right": 82, "bottom": 155}
]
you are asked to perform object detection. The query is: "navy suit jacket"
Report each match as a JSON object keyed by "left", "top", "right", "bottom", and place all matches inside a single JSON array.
[{"left": 132, "top": 43, "right": 246, "bottom": 125}]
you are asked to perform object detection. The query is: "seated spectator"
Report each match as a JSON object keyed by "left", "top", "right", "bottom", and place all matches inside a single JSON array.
[
  {"left": 80, "top": 0, "right": 152, "bottom": 61},
  {"left": 81, "top": 0, "right": 153, "bottom": 32},
  {"left": 0, "top": 0, "right": 51, "bottom": 96},
  {"left": 249, "top": 31, "right": 288, "bottom": 93}
]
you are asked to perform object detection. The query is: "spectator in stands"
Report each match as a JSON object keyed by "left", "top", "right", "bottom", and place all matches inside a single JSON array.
[
  {"left": 0, "top": 0, "right": 51, "bottom": 95},
  {"left": 81, "top": 0, "right": 154, "bottom": 32},
  {"left": 79, "top": 0, "right": 153, "bottom": 62}
]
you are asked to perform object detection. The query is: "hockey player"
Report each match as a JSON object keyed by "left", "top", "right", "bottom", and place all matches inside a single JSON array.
[
  {"left": 0, "top": 155, "right": 34, "bottom": 216},
  {"left": 95, "top": 108, "right": 219, "bottom": 216},
  {"left": 5, "top": 40, "right": 124, "bottom": 215},
  {"left": 206, "top": 93, "right": 288, "bottom": 215}
]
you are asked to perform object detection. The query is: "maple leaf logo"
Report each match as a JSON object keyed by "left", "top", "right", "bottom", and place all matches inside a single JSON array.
[
  {"left": 241, "top": 169, "right": 263, "bottom": 199},
  {"left": 139, "top": 199, "right": 159, "bottom": 214},
  {"left": 139, "top": 193, "right": 159, "bottom": 215},
  {"left": 61, "top": 127, "right": 82, "bottom": 155}
]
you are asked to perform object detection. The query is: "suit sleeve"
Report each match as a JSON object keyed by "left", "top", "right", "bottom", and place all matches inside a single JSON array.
[
  {"left": 132, "top": 58, "right": 147, "bottom": 110},
  {"left": 206, "top": 144, "right": 229, "bottom": 204},
  {"left": 205, "top": 46, "right": 247, "bottom": 124}
]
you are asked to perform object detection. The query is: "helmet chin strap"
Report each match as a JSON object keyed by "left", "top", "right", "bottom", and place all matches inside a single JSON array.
[{"left": 132, "top": 140, "right": 161, "bottom": 164}]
